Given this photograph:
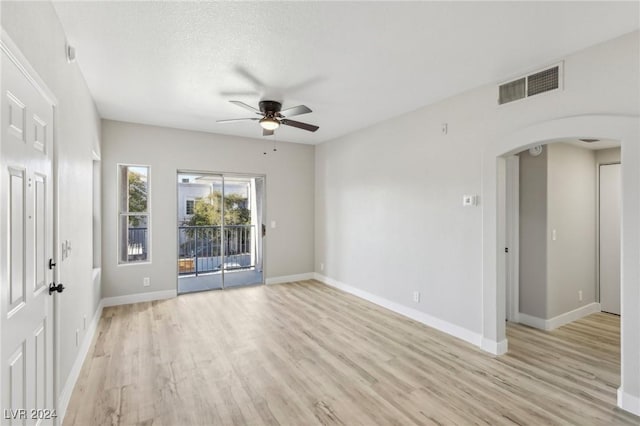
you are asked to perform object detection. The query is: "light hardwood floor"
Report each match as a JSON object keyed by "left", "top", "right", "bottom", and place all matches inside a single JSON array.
[{"left": 64, "top": 280, "right": 640, "bottom": 425}]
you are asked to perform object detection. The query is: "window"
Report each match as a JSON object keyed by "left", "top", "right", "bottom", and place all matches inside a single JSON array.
[
  {"left": 186, "top": 199, "right": 195, "bottom": 215},
  {"left": 118, "top": 165, "right": 150, "bottom": 263}
]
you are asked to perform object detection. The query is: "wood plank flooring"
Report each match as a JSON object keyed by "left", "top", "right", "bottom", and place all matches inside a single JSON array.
[{"left": 64, "top": 280, "right": 640, "bottom": 425}]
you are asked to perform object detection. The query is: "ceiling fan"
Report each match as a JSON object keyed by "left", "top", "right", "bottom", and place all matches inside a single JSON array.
[{"left": 217, "top": 100, "right": 319, "bottom": 136}]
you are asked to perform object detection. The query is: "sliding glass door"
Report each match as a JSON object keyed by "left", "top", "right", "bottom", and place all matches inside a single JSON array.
[{"left": 177, "top": 172, "right": 264, "bottom": 294}]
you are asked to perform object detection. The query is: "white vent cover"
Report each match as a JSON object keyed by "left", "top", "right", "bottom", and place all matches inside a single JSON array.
[{"left": 498, "top": 63, "right": 562, "bottom": 105}]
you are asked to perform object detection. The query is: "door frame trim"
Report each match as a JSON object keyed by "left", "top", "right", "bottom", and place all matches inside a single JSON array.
[
  {"left": 1, "top": 29, "right": 60, "bottom": 422},
  {"left": 505, "top": 155, "right": 519, "bottom": 323}
]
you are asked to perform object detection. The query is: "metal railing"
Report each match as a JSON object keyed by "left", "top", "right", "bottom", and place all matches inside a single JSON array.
[
  {"left": 178, "top": 225, "right": 255, "bottom": 276},
  {"left": 127, "top": 227, "right": 147, "bottom": 259}
]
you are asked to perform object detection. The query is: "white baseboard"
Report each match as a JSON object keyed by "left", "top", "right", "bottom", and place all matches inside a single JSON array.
[
  {"left": 518, "top": 302, "right": 601, "bottom": 331},
  {"left": 482, "top": 338, "right": 508, "bottom": 355},
  {"left": 517, "top": 312, "right": 547, "bottom": 330},
  {"left": 618, "top": 387, "right": 640, "bottom": 416},
  {"left": 547, "top": 302, "right": 601, "bottom": 329},
  {"left": 313, "top": 273, "right": 484, "bottom": 349},
  {"left": 58, "top": 299, "right": 104, "bottom": 424},
  {"left": 102, "top": 289, "right": 177, "bottom": 307},
  {"left": 265, "top": 272, "right": 314, "bottom": 285}
]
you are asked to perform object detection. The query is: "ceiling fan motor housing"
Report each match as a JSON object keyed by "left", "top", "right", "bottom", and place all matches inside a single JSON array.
[{"left": 259, "top": 100, "right": 282, "bottom": 115}]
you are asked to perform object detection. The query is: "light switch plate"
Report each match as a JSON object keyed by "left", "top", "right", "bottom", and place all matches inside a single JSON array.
[{"left": 463, "top": 195, "right": 478, "bottom": 206}]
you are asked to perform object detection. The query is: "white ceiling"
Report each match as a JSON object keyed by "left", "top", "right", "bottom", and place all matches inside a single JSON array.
[{"left": 52, "top": 1, "right": 639, "bottom": 145}]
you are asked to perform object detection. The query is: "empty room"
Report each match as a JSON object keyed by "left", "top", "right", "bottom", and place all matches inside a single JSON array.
[{"left": 1, "top": 1, "right": 640, "bottom": 425}]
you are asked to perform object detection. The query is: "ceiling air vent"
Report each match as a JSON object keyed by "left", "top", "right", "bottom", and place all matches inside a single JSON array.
[
  {"left": 499, "top": 78, "right": 526, "bottom": 105},
  {"left": 498, "top": 62, "right": 563, "bottom": 105},
  {"left": 527, "top": 66, "right": 559, "bottom": 96}
]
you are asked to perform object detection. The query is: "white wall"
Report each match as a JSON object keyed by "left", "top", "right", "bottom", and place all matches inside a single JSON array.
[
  {"left": 518, "top": 143, "right": 598, "bottom": 322},
  {"left": 596, "top": 147, "right": 621, "bottom": 164},
  {"left": 315, "top": 31, "right": 640, "bottom": 409},
  {"left": 317, "top": 31, "right": 638, "bottom": 334},
  {"left": 547, "top": 143, "right": 597, "bottom": 318},
  {"left": 101, "top": 120, "right": 314, "bottom": 297},
  {"left": 1, "top": 0, "right": 102, "bottom": 406},
  {"left": 518, "top": 147, "right": 548, "bottom": 319}
]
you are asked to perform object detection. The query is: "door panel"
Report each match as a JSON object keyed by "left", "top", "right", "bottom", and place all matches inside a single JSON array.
[
  {"left": 1, "top": 44, "right": 55, "bottom": 423},
  {"left": 9, "top": 169, "right": 26, "bottom": 308},
  {"left": 34, "top": 175, "right": 46, "bottom": 292},
  {"left": 599, "top": 163, "right": 621, "bottom": 315},
  {"left": 177, "top": 173, "right": 223, "bottom": 293}
]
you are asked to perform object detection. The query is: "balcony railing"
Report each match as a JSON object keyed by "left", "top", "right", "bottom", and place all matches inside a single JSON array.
[
  {"left": 177, "top": 225, "right": 256, "bottom": 276},
  {"left": 127, "top": 227, "right": 148, "bottom": 260}
]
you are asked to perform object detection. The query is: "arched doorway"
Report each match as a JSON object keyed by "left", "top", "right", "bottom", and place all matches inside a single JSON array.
[{"left": 481, "top": 114, "right": 640, "bottom": 415}]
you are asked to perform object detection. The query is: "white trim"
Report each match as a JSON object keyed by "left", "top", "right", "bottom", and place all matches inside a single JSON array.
[
  {"left": 547, "top": 302, "right": 601, "bottom": 330},
  {"left": 505, "top": 155, "right": 520, "bottom": 322},
  {"left": 517, "top": 312, "right": 548, "bottom": 330},
  {"left": 481, "top": 338, "right": 508, "bottom": 355},
  {"left": 518, "top": 302, "right": 601, "bottom": 331},
  {"left": 265, "top": 272, "right": 314, "bottom": 285},
  {"left": 102, "top": 289, "right": 177, "bottom": 307},
  {"left": 57, "top": 299, "right": 104, "bottom": 424},
  {"left": 0, "top": 30, "right": 59, "bottom": 105},
  {"left": 618, "top": 387, "right": 640, "bottom": 417},
  {"left": 314, "top": 273, "right": 483, "bottom": 349}
]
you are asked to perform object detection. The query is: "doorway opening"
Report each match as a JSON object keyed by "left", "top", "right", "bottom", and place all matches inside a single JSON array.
[
  {"left": 489, "top": 114, "right": 639, "bottom": 414},
  {"left": 176, "top": 171, "right": 265, "bottom": 294},
  {"left": 505, "top": 139, "right": 621, "bottom": 328}
]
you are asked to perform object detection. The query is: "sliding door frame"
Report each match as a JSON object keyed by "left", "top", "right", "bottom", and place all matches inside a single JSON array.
[{"left": 176, "top": 169, "right": 266, "bottom": 292}]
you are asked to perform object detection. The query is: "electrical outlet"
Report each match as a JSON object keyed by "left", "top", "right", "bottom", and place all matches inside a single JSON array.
[
  {"left": 578, "top": 290, "right": 583, "bottom": 301},
  {"left": 320, "top": 263, "right": 324, "bottom": 271},
  {"left": 413, "top": 291, "right": 421, "bottom": 303},
  {"left": 143, "top": 277, "right": 150, "bottom": 287}
]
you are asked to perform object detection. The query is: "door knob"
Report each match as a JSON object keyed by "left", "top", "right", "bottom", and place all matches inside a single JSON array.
[
  {"left": 49, "top": 258, "right": 56, "bottom": 269},
  {"left": 49, "top": 283, "right": 65, "bottom": 295}
]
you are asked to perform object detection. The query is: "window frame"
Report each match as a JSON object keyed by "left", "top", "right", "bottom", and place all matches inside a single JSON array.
[{"left": 117, "top": 163, "right": 151, "bottom": 265}]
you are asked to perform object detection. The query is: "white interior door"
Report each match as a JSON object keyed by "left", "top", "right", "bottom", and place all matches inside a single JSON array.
[
  {"left": 1, "top": 43, "right": 55, "bottom": 423},
  {"left": 599, "top": 163, "right": 621, "bottom": 315}
]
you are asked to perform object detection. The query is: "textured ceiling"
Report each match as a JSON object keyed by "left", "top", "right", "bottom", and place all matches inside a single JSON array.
[{"left": 52, "top": 1, "right": 639, "bottom": 144}]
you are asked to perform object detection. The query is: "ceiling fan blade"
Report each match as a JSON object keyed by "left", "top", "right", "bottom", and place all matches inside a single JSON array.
[
  {"left": 229, "top": 100, "right": 261, "bottom": 115},
  {"left": 281, "top": 119, "right": 319, "bottom": 132},
  {"left": 280, "top": 105, "right": 312, "bottom": 117},
  {"left": 263, "top": 129, "right": 274, "bottom": 137},
  {"left": 217, "top": 118, "right": 260, "bottom": 123}
]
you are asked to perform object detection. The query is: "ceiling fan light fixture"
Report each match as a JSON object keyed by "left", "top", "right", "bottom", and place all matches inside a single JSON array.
[{"left": 259, "top": 117, "right": 280, "bottom": 131}]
